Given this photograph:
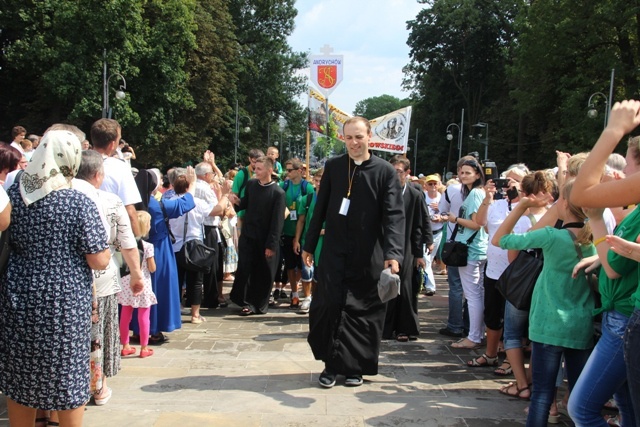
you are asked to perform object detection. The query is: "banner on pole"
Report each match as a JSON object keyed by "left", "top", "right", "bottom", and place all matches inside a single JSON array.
[
  {"left": 307, "top": 91, "right": 412, "bottom": 167},
  {"left": 369, "top": 106, "right": 412, "bottom": 154}
]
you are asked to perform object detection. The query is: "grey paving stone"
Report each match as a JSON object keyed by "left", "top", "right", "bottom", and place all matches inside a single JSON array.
[{"left": 0, "top": 276, "right": 578, "bottom": 427}]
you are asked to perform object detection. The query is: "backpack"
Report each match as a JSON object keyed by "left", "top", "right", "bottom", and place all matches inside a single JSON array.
[
  {"left": 238, "top": 167, "right": 250, "bottom": 196},
  {"left": 282, "top": 179, "right": 310, "bottom": 197}
]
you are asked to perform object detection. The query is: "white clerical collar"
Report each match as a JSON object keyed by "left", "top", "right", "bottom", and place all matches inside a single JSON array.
[{"left": 354, "top": 160, "right": 363, "bottom": 166}]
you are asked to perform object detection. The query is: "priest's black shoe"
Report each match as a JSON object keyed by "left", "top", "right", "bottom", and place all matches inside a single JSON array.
[
  {"left": 318, "top": 369, "right": 336, "bottom": 388},
  {"left": 344, "top": 375, "right": 363, "bottom": 387},
  {"left": 438, "top": 327, "right": 463, "bottom": 338}
]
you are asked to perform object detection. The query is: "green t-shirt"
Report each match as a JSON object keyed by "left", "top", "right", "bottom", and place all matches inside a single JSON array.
[
  {"left": 454, "top": 187, "right": 488, "bottom": 260},
  {"left": 231, "top": 167, "right": 252, "bottom": 219},
  {"left": 299, "top": 192, "right": 323, "bottom": 267},
  {"left": 500, "top": 227, "right": 596, "bottom": 349},
  {"left": 280, "top": 180, "right": 314, "bottom": 237},
  {"left": 608, "top": 206, "right": 640, "bottom": 313}
]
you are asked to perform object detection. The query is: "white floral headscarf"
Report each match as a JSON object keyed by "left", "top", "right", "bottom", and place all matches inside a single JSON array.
[{"left": 20, "top": 129, "right": 82, "bottom": 206}]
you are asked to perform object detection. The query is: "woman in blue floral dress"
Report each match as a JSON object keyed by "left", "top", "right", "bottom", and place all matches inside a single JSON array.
[{"left": 0, "top": 129, "right": 111, "bottom": 425}]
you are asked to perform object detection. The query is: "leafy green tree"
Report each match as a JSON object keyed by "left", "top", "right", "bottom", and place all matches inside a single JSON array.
[
  {"left": 227, "top": 0, "right": 308, "bottom": 162},
  {"left": 508, "top": 0, "right": 640, "bottom": 166},
  {"left": 404, "top": 0, "right": 522, "bottom": 173},
  {"left": 353, "top": 95, "right": 411, "bottom": 119}
]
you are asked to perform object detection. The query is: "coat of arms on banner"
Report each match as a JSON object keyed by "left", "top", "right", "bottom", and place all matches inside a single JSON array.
[{"left": 317, "top": 65, "right": 338, "bottom": 89}]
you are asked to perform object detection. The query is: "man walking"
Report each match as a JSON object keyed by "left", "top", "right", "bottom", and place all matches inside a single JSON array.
[
  {"left": 229, "top": 157, "right": 285, "bottom": 315},
  {"left": 302, "top": 116, "right": 405, "bottom": 388}
]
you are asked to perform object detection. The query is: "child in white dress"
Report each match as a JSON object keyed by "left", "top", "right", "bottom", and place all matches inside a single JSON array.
[{"left": 119, "top": 211, "right": 158, "bottom": 358}]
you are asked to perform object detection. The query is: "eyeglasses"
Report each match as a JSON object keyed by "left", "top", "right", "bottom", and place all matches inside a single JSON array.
[{"left": 427, "top": 182, "right": 437, "bottom": 186}]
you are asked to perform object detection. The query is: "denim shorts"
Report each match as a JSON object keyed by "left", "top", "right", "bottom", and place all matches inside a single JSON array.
[{"left": 301, "top": 263, "right": 314, "bottom": 282}]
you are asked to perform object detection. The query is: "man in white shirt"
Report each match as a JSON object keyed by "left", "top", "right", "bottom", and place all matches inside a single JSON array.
[
  {"left": 90, "top": 118, "right": 142, "bottom": 236},
  {"left": 422, "top": 174, "right": 443, "bottom": 296},
  {"left": 195, "top": 160, "right": 230, "bottom": 308}
]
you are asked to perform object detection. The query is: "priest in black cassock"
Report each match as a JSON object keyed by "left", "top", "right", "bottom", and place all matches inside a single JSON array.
[
  {"left": 383, "top": 156, "right": 432, "bottom": 342},
  {"left": 302, "top": 116, "right": 405, "bottom": 388},
  {"left": 229, "top": 156, "right": 286, "bottom": 315}
]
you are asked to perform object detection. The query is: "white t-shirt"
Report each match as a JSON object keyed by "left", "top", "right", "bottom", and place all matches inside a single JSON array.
[
  {"left": 485, "top": 200, "right": 533, "bottom": 280},
  {"left": 169, "top": 196, "right": 214, "bottom": 252},
  {"left": 604, "top": 208, "right": 616, "bottom": 234},
  {"left": 100, "top": 156, "right": 142, "bottom": 207},
  {"left": 73, "top": 179, "right": 137, "bottom": 297},
  {"left": 3, "top": 169, "right": 22, "bottom": 191},
  {"left": 195, "top": 179, "right": 220, "bottom": 227},
  {"left": 425, "top": 191, "right": 443, "bottom": 232},
  {"left": 439, "top": 183, "right": 463, "bottom": 236},
  {"left": 10, "top": 141, "right": 24, "bottom": 155},
  {"left": 0, "top": 186, "right": 9, "bottom": 211}
]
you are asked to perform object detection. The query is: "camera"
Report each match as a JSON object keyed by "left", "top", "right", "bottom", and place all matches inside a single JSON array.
[
  {"left": 483, "top": 160, "right": 505, "bottom": 200},
  {"left": 493, "top": 178, "right": 510, "bottom": 188}
]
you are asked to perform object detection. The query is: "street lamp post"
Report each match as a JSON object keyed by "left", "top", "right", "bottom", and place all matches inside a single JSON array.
[
  {"left": 234, "top": 99, "right": 252, "bottom": 164},
  {"left": 587, "top": 92, "right": 609, "bottom": 129},
  {"left": 446, "top": 123, "right": 462, "bottom": 174},
  {"left": 102, "top": 49, "right": 127, "bottom": 119},
  {"left": 471, "top": 122, "right": 489, "bottom": 160}
]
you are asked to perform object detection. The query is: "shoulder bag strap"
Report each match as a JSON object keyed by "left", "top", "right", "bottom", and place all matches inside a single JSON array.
[
  {"left": 464, "top": 229, "right": 480, "bottom": 245},
  {"left": 182, "top": 208, "right": 189, "bottom": 243},
  {"left": 566, "top": 229, "right": 584, "bottom": 259},
  {"left": 449, "top": 223, "right": 460, "bottom": 241}
]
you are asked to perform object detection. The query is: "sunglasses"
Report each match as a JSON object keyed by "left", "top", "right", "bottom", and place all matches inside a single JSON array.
[{"left": 286, "top": 168, "right": 297, "bottom": 173}]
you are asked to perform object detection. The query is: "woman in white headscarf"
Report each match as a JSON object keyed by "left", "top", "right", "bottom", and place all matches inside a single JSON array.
[{"left": 0, "top": 128, "right": 111, "bottom": 426}]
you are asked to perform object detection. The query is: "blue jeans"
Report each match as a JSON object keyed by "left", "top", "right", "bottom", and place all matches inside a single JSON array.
[
  {"left": 527, "top": 341, "right": 591, "bottom": 427},
  {"left": 569, "top": 310, "right": 636, "bottom": 427},
  {"left": 503, "top": 300, "right": 529, "bottom": 351},
  {"left": 625, "top": 308, "right": 640, "bottom": 426},
  {"left": 423, "top": 231, "right": 443, "bottom": 292},
  {"left": 446, "top": 266, "right": 469, "bottom": 334}
]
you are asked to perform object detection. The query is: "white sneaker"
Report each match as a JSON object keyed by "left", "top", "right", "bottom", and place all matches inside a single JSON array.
[{"left": 297, "top": 297, "right": 311, "bottom": 314}]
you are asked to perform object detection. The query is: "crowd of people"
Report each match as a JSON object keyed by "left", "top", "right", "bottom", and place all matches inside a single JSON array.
[{"left": 2, "top": 103, "right": 640, "bottom": 426}]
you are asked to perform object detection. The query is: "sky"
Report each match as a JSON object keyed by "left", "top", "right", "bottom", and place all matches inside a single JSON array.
[{"left": 287, "top": 0, "right": 425, "bottom": 115}]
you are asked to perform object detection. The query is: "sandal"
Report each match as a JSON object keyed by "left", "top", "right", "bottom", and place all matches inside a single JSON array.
[
  {"left": 499, "top": 382, "right": 530, "bottom": 400},
  {"left": 149, "top": 333, "right": 167, "bottom": 344},
  {"left": 606, "top": 415, "right": 621, "bottom": 426},
  {"left": 467, "top": 353, "right": 498, "bottom": 367},
  {"left": 494, "top": 359, "right": 513, "bottom": 376},
  {"left": 240, "top": 307, "right": 255, "bottom": 316},
  {"left": 396, "top": 334, "right": 409, "bottom": 342},
  {"left": 451, "top": 338, "right": 482, "bottom": 349}
]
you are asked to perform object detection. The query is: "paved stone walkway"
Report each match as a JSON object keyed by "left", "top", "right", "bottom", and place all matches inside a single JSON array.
[{"left": 0, "top": 275, "right": 579, "bottom": 426}]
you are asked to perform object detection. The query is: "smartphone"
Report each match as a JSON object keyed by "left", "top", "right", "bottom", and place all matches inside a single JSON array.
[{"left": 493, "top": 178, "right": 510, "bottom": 188}]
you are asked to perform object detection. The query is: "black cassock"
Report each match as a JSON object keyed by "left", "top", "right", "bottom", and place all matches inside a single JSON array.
[
  {"left": 303, "top": 153, "right": 405, "bottom": 375},
  {"left": 230, "top": 179, "right": 285, "bottom": 314},
  {"left": 383, "top": 182, "right": 432, "bottom": 339}
]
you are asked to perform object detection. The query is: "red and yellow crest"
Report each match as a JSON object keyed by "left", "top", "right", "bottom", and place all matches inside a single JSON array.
[{"left": 317, "top": 65, "right": 337, "bottom": 89}]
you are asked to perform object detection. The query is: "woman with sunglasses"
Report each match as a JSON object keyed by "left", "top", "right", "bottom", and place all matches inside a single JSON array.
[{"left": 447, "top": 160, "right": 489, "bottom": 349}]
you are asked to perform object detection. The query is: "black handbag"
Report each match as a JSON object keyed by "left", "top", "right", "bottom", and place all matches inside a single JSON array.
[
  {"left": 119, "top": 239, "right": 145, "bottom": 277},
  {"left": 176, "top": 212, "right": 216, "bottom": 273},
  {"left": 441, "top": 224, "right": 479, "bottom": 267},
  {"left": 496, "top": 248, "right": 543, "bottom": 310}
]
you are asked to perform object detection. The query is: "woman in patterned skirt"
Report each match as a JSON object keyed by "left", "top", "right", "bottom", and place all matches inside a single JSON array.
[{"left": 0, "top": 129, "right": 111, "bottom": 425}]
